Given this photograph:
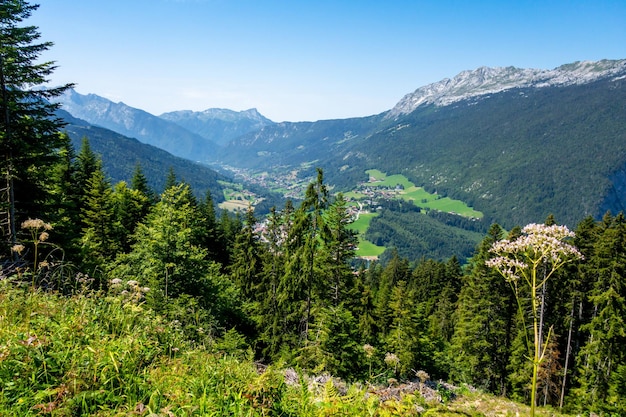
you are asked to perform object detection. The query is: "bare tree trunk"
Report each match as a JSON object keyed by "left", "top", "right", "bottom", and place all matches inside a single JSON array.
[{"left": 560, "top": 297, "right": 575, "bottom": 408}]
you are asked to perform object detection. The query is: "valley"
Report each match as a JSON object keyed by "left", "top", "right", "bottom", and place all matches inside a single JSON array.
[{"left": 219, "top": 165, "right": 485, "bottom": 260}]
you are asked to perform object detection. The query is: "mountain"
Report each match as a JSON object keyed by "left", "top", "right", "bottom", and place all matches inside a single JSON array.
[
  {"left": 54, "top": 90, "right": 219, "bottom": 162},
  {"left": 386, "top": 59, "right": 626, "bottom": 118},
  {"left": 159, "top": 108, "right": 274, "bottom": 147},
  {"left": 57, "top": 109, "right": 227, "bottom": 201},
  {"left": 217, "top": 59, "right": 626, "bottom": 230},
  {"left": 56, "top": 59, "right": 626, "bottom": 261}
]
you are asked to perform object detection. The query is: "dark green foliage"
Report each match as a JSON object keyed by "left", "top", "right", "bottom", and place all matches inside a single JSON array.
[
  {"left": 61, "top": 121, "right": 227, "bottom": 200},
  {"left": 0, "top": 0, "right": 73, "bottom": 251},
  {"left": 449, "top": 224, "right": 516, "bottom": 395},
  {"left": 366, "top": 209, "right": 484, "bottom": 261},
  {"left": 572, "top": 212, "right": 626, "bottom": 412}
]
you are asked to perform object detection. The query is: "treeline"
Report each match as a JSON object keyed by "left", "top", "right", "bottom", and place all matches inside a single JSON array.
[{"left": 6, "top": 146, "right": 626, "bottom": 413}]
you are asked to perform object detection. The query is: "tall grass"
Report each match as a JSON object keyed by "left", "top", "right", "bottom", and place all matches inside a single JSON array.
[{"left": 0, "top": 279, "right": 434, "bottom": 416}]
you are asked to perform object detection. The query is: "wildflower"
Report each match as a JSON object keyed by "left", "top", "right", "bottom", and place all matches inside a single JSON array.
[
  {"left": 485, "top": 222, "right": 583, "bottom": 417},
  {"left": 363, "top": 344, "right": 375, "bottom": 359},
  {"left": 141, "top": 287, "right": 150, "bottom": 293},
  {"left": 415, "top": 370, "right": 429, "bottom": 383},
  {"left": 21, "top": 218, "right": 52, "bottom": 231},
  {"left": 39, "top": 232, "right": 49, "bottom": 242},
  {"left": 384, "top": 352, "right": 399, "bottom": 367},
  {"left": 11, "top": 244, "right": 25, "bottom": 254},
  {"left": 126, "top": 280, "right": 139, "bottom": 287},
  {"left": 110, "top": 278, "right": 123, "bottom": 286}
]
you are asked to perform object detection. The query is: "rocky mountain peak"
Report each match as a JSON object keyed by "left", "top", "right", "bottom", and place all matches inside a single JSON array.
[{"left": 387, "top": 59, "right": 626, "bottom": 119}]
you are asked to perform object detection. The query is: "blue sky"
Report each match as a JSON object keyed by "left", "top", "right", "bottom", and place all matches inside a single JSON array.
[{"left": 30, "top": 0, "right": 626, "bottom": 122}]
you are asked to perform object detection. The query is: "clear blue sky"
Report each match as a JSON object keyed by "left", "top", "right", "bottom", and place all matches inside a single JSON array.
[{"left": 30, "top": 0, "right": 626, "bottom": 122}]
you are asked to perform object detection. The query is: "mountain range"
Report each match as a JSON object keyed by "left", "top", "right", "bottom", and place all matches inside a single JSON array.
[{"left": 54, "top": 59, "right": 626, "bottom": 260}]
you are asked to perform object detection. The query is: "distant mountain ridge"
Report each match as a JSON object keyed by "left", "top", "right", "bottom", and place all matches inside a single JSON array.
[
  {"left": 54, "top": 90, "right": 220, "bottom": 162},
  {"left": 387, "top": 59, "right": 626, "bottom": 118},
  {"left": 159, "top": 108, "right": 274, "bottom": 147},
  {"left": 56, "top": 109, "right": 227, "bottom": 200}
]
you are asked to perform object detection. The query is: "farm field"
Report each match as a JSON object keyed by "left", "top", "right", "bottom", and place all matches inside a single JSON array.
[{"left": 365, "top": 169, "right": 483, "bottom": 219}]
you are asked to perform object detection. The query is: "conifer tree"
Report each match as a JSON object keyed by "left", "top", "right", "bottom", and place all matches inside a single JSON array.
[
  {"left": 48, "top": 134, "right": 81, "bottom": 259},
  {"left": 449, "top": 224, "right": 515, "bottom": 394},
  {"left": 320, "top": 193, "right": 357, "bottom": 306},
  {"left": 573, "top": 213, "right": 626, "bottom": 412},
  {"left": 130, "top": 162, "right": 155, "bottom": 203},
  {"left": 229, "top": 206, "right": 264, "bottom": 299},
  {"left": 111, "top": 181, "right": 150, "bottom": 253},
  {"left": 0, "top": 1, "right": 73, "bottom": 253},
  {"left": 80, "top": 159, "right": 117, "bottom": 271}
]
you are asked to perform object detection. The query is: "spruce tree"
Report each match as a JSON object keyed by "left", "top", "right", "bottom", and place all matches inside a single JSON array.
[
  {"left": 573, "top": 213, "right": 626, "bottom": 413},
  {"left": 80, "top": 159, "right": 117, "bottom": 271},
  {"left": 0, "top": 0, "right": 73, "bottom": 253},
  {"left": 449, "top": 224, "right": 515, "bottom": 394}
]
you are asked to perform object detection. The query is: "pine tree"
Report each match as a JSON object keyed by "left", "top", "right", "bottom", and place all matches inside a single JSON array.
[
  {"left": 0, "top": 1, "right": 73, "bottom": 253},
  {"left": 573, "top": 212, "right": 626, "bottom": 412}
]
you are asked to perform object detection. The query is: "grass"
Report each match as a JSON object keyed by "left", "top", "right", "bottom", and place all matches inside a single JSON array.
[
  {"left": 0, "top": 278, "right": 578, "bottom": 416},
  {"left": 348, "top": 212, "right": 386, "bottom": 257},
  {"left": 364, "top": 169, "right": 483, "bottom": 219}
]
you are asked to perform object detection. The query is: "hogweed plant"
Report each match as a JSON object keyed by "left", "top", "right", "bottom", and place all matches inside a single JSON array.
[
  {"left": 11, "top": 218, "right": 62, "bottom": 287},
  {"left": 486, "top": 223, "right": 583, "bottom": 417}
]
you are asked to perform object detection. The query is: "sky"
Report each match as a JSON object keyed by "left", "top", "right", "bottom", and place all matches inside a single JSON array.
[{"left": 29, "top": 0, "right": 626, "bottom": 122}]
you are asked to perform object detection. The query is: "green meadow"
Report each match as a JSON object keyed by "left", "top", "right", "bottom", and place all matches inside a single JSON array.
[
  {"left": 348, "top": 212, "right": 385, "bottom": 257},
  {"left": 365, "top": 169, "right": 483, "bottom": 219}
]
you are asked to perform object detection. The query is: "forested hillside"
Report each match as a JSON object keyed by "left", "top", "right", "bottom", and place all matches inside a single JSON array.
[
  {"left": 58, "top": 109, "right": 228, "bottom": 201},
  {"left": 216, "top": 67, "right": 626, "bottom": 231}
]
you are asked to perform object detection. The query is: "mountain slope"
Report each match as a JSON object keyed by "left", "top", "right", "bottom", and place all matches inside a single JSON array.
[
  {"left": 54, "top": 90, "right": 219, "bottom": 162},
  {"left": 218, "top": 59, "right": 626, "bottom": 229},
  {"left": 160, "top": 108, "right": 274, "bottom": 147},
  {"left": 332, "top": 74, "right": 626, "bottom": 228},
  {"left": 387, "top": 59, "right": 626, "bottom": 118},
  {"left": 58, "top": 110, "right": 226, "bottom": 200}
]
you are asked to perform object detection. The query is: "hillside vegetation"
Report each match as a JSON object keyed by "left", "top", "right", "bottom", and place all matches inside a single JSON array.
[{"left": 0, "top": 280, "right": 576, "bottom": 417}]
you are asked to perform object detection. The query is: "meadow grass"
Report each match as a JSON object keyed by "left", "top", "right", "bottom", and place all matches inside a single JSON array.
[
  {"left": 348, "top": 212, "right": 386, "bottom": 257},
  {"left": 364, "top": 169, "right": 483, "bottom": 218},
  {"left": 0, "top": 278, "right": 576, "bottom": 416}
]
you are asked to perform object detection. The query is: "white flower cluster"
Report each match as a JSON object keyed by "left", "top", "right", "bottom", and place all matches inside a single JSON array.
[
  {"left": 109, "top": 278, "right": 150, "bottom": 302},
  {"left": 486, "top": 223, "right": 583, "bottom": 282}
]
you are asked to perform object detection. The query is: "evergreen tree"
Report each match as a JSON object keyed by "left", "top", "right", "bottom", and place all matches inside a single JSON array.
[
  {"left": 130, "top": 162, "right": 155, "bottom": 203},
  {"left": 229, "top": 206, "right": 264, "bottom": 299},
  {"left": 47, "top": 134, "right": 81, "bottom": 260},
  {"left": 374, "top": 250, "right": 410, "bottom": 339},
  {"left": 320, "top": 193, "right": 358, "bottom": 306},
  {"left": 0, "top": 0, "right": 73, "bottom": 253},
  {"left": 573, "top": 213, "right": 626, "bottom": 413},
  {"left": 449, "top": 224, "right": 516, "bottom": 394},
  {"left": 80, "top": 159, "right": 117, "bottom": 271},
  {"left": 111, "top": 181, "right": 150, "bottom": 253},
  {"left": 254, "top": 205, "right": 291, "bottom": 359}
]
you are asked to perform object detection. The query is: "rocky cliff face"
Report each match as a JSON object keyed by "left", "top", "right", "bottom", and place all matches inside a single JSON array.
[{"left": 387, "top": 59, "right": 626, "bottom": 119}]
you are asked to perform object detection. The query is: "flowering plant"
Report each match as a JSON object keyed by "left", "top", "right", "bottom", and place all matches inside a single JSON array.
[{"left": 486, "top": 223, "right": 582, "bottom": 416}]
